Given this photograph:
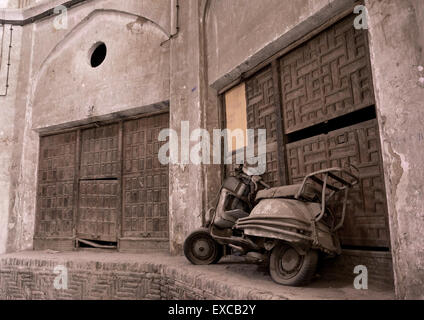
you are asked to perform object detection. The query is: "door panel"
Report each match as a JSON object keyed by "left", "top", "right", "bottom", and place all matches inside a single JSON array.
[
  {"left": 77, "top": 123, "right": 121, "bottom": 242},
  {"left": 35, "top": 132, "right": 77, "bottom": 238},
  {"left": 280, "top": 14, "right": 375, "bottom": 134},
  {"left": 122, "top": 174, "right": 168, "bottom": 238},
  {"left": 286, "top": 119, "right": 389, "bottom": 247},
  {"left": 77, "top": 180, "right": 119, "bottom": 242},
  {"left": 80, "top": 124, "right": 120, "bottom": 179},
  {"left": 246, "top": 66, "right": 281, "bottom": 187},
  {"left": 122, "top": 113, "right": 169, "bottom": 239}
]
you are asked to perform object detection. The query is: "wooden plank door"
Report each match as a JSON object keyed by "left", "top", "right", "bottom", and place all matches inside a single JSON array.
[
  {"left": 77, "top": 123, "right": 121, "bottom": 242},
  {"left": 35, "top": 132, "right": 77, "bottom": 241},
  {"left": 122, "top": 113, "right": 169, "bottom": 241}
]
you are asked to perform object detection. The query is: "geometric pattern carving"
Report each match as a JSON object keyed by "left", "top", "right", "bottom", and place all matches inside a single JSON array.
[
  {"left": 80, "top": 124, "right": 120, "bottom": 179},
  {"left": 122, "top": 113, "right": 169, "bottom": 239},
  {"left": 246, "top": 66, "right": 278, "bottom": 144},
  {"left": 38, "top": 132, "right": 77, "bottom": 183},
  {"left": 35, "top": 182, "right": 74, "bottom": 237},
  {"left": 35, "top": 132, "right": 76, "bottom": 238},
  {"left": 245, "top": 66, "right": 280, "bottom": 187},
  {"left": 77, "top": 180, "right": 119, "bottom": 242},
  {"left": 286, "top": 119, "right": 389, "bottom": 247},
  {"left": 280, "top": 14, "right": 375, "bottom": 133}
]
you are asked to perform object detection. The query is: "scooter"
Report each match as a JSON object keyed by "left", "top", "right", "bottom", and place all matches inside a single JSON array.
[{"left": 183, "top": 164, "right": 359, "bottom": 286}]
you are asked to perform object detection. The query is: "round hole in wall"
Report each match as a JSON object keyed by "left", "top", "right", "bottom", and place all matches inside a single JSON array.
[{"left": 89, "top": 42, "right": 107, "bottom": 68}]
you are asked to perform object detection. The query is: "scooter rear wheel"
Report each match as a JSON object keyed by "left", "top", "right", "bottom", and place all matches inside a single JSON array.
[
  {"left": 184, "top": 228, "right": 223, "bottom": 265},
  {"left": 269, "top": 242, "right": 318, "bottom": 286}
]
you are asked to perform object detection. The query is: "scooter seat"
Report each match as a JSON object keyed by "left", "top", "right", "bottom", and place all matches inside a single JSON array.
[
  {"left": 256, "top": 184, "right": 301, "bottom": 200},
  {"left": 256, "top": 183, "right": 321, "bottom": 202}
]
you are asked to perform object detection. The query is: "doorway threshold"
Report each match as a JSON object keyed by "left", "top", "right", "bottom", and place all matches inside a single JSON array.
[{"left": 76, "top": 238, "right": 118, "bottom": 250}]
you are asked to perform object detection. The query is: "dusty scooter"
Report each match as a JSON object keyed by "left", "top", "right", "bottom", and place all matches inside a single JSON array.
[{"left": 183, "top": 164, "right": 359, "bottom": 286}]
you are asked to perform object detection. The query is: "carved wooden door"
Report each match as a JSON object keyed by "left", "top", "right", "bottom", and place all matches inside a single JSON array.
[
  {"left": 286, "top": 120, "right": 389, "bottom": 247},
  {"left": 77, "top": 124, "right": 120, "bottom": 242},
  {"left": 35, "top": 132, "right": 77, "bottom": 240},
  {"left": 279, "top": 14, "right": 375, "bottom": 134},
  {"left": 280, "top": 14, "right": 389, "bottom": 248},
  {"left": 223, "top": 14, "right": 390, "bottom": 248},
  {"left": 122, "top": 113, "right": 169, "bottom": 241}
]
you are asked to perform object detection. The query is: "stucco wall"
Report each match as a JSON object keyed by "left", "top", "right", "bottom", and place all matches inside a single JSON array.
[
  {"left": 169, "top": 0, "right": 204, "bottom": 254},
  {"left": 366, "top": 0, "right": 424, "bottom": 300},
  {"left": 31, "top": 10, "right": 170, "bottom": 129},
  {"left": 0, "top": 25, "right": 22, "bottom": 254},
  {"left": 30, "top": 0, "right": 171, "bottom": 131},
  {"left": 205, "top": 0, "right": 355, "bottom": 89},
  {"left": 0, "top": 0, "right": 37, "bottom": 8}
]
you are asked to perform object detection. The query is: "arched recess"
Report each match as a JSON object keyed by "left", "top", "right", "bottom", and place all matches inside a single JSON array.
[{"left": 30, "top": 9, "right": 171, "bottom": 131}]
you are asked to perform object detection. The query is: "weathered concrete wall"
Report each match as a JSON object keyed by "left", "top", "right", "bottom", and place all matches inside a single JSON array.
[
  {"left": 30, "top": 0, "right": 170, "bottom": 131},
  {"left": 3, "top": 23, "right": 32, "bottom": 255},
  {"left": 167, "top": 0, "right": 224, "bottom": 255},
  {"left": 205, "top": 0, "right": 355, "bottom": 89},
  {"left": 3, "top": 0, "right": 172, "bottom": 253},
  {"left": 0, "top": 0, "right": 37, "bottom": 8},
  {"left": 169, "top": 0, "right": 204, "bottom": 254},
  {"left": 31, "top": 10, "right": 170, "bottom": 129},
  {"left": 366, "top": 0, "right": 424, "bottom": 299},
  {"left": 0, "top": 25, "right": 22, "bottom": 254}
]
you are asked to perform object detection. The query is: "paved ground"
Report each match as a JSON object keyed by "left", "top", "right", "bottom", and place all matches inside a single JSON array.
[{"left": 0, "top": 250, "right": 395, "bottom": 300}]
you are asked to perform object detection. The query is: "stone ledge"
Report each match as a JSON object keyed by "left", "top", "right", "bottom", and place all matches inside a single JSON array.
[{"left": 0, "top": 251, "right": 395, "bottom": 300}]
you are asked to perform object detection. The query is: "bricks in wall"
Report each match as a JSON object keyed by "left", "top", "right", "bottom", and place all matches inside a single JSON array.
[{"left": 0, "top": 257, "right": 286, "bottom": 300}]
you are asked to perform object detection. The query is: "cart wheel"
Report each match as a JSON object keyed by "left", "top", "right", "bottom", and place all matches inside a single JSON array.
[
  {"left": 184, "top": 228, "right": 223, "bottom": 265},
  {"left": 269, "top": 242, "right": 318, "bottom": 286}
]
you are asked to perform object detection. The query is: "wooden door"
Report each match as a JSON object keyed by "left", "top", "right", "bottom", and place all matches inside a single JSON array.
[
  {"left": 280, "top": 14, "right": 389, "bottom": 247},
  {"left": 35, "top": 132, "right": 77, "bottom": 239},
  {"left": 122, "top": 113, "right": 169, "bottom": 241},
  {"left": 223, "top": 14, "right": 390, "bottom": 248},
  {"left": 286, "top": 120, "right": 389, "bottom": 247},
  {"left": 77, "top": 124, "right": 120, "bottom": 242}
]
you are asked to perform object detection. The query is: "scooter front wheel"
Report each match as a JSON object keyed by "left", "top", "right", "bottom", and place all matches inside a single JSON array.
[
  {"left": 269, "top": 242, "right": 318, "bottom": 286},
  {"left": 184, "top": 228, "right": 223, "bottom": 265}
]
